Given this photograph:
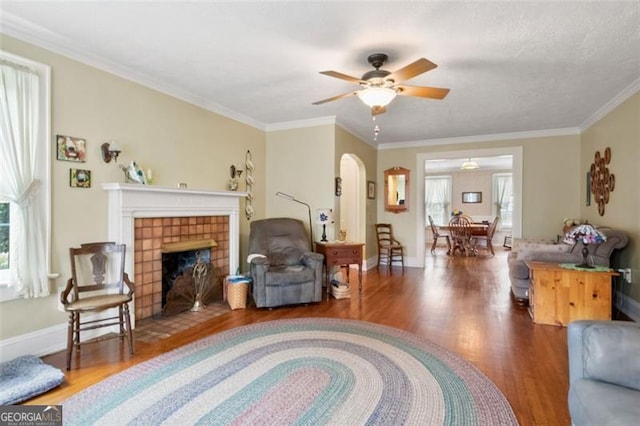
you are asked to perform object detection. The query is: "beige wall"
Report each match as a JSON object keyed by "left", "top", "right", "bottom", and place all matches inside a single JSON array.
[
  {"left": 441, "top": 169, "right": 511, "bottom": 218},
  {"left": 265, "top": 125, "right": 335, "bottom": 248},
  {"left": 580, "top": 92, "right": 640, "bottom": 302},
  {"left": 0, "top": 35, "right": 265, "bottom": 340},
  {"left": 378, "top": 135, "right": 582, "bottom": 262}
]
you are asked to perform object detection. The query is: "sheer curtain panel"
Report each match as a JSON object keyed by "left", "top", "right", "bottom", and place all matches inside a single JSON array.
[
  {"left": 425, "top": 176, "right": 451, "bottom": 225},
  {"left": 0, "top": 59, "right": 48, "bottom": 298}
]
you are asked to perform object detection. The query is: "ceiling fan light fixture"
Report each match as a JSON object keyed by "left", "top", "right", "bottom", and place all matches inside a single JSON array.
[
  {"left": 357, "top": 87, "right": 397, "bottom": 107},
  {"left": 461, "top": 158, "right": 480, "bottom": 170}
]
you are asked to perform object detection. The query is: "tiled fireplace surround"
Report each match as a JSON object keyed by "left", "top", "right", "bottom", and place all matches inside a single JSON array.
[
  {"left": 104, "top": 183, "right": 245, "bottom": 323},
  {"left": 133, "top": 216, "right": 228, "bottom": 319}
]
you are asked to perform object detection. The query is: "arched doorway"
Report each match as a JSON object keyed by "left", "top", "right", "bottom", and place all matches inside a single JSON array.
[{"left": 339, "top": 154, "right": 366, "bottom": 245}]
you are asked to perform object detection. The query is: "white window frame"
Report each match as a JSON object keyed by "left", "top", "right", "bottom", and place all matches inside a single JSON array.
[{"left": 0, "top": 51, "right": 52, "bottom": 301}]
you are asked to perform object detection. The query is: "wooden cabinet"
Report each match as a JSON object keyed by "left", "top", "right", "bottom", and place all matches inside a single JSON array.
[
  {"left": 526, "top": 261, "right": 617, "bottom": 326},
  {"left": 314, "top": 242, "right": 364, "bottom": 298}
]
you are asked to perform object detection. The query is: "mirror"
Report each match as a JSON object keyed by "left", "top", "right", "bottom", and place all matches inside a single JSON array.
[{"left": 384, "top": 167, "right": 410, "bottom": 213}]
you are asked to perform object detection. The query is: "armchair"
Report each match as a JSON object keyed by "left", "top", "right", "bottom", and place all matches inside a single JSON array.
[
  {"left": 248, "top": 218, "right": 324, "bottom": 308},
  {"left": 568, "top": 320, "right": 640, "bottom": 426}
]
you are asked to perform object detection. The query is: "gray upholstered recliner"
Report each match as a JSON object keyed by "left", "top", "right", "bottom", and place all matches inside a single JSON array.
[
  {"left": 248, "top": 218, "right": 324, "bottom": 308},
  {"left": 508, "top": 227, "right": 628, "bottom": 302},
  {"left": 568, "top": 320, "right": 640, "bottom": 426}
]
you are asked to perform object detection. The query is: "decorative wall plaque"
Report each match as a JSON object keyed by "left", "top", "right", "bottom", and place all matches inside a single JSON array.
[{"left": 589, "top": 147, "right": 615, "bottom": 216}]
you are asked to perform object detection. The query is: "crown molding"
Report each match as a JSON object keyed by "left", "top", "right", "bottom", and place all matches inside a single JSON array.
[
  {"left": 334, "top": 119, "right": 378, "bottom": 149},
  {"left": 265, "top": 116, "right": 336, "bottom": 131},
  {"left": 377, "top": 127, "right": 581, "bottom": 150},
  {"left": 0, "top": 13, "right": 266, "bottom": 131},
  {"left": 579, "top": 77, "right": 640, "bottom": 131}
]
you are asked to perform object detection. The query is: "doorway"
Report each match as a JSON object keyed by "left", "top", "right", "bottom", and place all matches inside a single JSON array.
[
  {"left": 339, "top": 154, "right": 366, "bottom": 245},
  {"left": 416, "top": 147, "right": 523, "bottom": 267}
]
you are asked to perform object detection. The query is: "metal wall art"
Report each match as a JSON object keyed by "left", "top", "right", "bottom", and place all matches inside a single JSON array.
[
  {"left": 589, "top": 147, "right": 615, "bottom": 216},
  {"left": 245, "top": 150, "right": 254, "bottom": 220}
]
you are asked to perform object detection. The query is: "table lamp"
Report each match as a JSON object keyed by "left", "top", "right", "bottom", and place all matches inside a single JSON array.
[
  {"left": 317, "top": 209, "right": 333, "bottom": 242},
  {"left": 564, "top": 224, "right": 606, "bottom": 268}
]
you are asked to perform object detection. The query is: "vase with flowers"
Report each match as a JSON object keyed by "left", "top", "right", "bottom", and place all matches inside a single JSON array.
[{"left": 451, "top": 209, "right": 463, "bottom": 217}]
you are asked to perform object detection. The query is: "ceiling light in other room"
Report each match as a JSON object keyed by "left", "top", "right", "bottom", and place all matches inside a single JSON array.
[
  {"left": 461, "top": 158, "right": 479, "bottom": 170},
  {"left": 357, "top": 87, "right": 397, "bottom": 107}
]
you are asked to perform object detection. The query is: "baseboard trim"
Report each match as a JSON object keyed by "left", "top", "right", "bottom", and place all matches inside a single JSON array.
[
  {"left": 614, "top": 290, "right": 640, "bottom": 322},
  {"left": 0, "top": 312, "right": 120, "bottom": 363}
]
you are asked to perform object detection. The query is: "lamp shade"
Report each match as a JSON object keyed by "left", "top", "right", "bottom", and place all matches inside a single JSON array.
[
  {"left": 357, "top": 87, "right": 397, "bottom": 107},
  {"left": 317, "top": 209, "right": 333, "bottom": 224},
  {"left": 564, "top": 224, "right": 606, "bottom": 245}
]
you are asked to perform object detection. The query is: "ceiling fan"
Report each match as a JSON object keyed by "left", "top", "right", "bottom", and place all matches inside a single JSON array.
[{"left": 312, "top": 53, "right": 450, "bottom": 116}]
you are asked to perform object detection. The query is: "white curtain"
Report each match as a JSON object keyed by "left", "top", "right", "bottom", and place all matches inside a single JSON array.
[
  {"left": 0, "top": 59, "right": 48, "bottom": 298},
  {"left": 425, "top": 177, "right": 451, "bottom": 225},
  {"left": 495, "top": 174, "right": 513, "bottom": 229}
]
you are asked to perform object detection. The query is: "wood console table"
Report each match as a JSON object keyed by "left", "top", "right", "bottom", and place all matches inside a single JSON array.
[
  {"left": 314, "top": 242, "right": 364, "bottom": 299},
  {"left": 526, "top": 261, "right": 618, "bottom": 326}
]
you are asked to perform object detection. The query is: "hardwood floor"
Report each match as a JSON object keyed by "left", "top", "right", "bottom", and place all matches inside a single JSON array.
[{"left": 31, "top": 248, "right": 571, "bottom": 426}]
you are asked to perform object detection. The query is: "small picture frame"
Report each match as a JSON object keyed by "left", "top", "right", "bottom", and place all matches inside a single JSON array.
[
  {"left": 462, "top": 191, "right": 482, "bottom": 203},
  {"left": 70, "top": 168, "right": 91, "bottom": 188},
  {"left": 367, "top": 181, "right": 376, "bottom": 199},
  {"left": 57, "top": 135, "right": 87, "bottom": 162},
  {"left": 335, "top": 177, "right": 342, "bottom": 196},
  {"left": 586, "top": 172, "right": 591, "bottom": 206}
]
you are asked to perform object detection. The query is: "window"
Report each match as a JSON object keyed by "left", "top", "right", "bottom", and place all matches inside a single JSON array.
[
  {"left": 425, "top": 176, "right": 452, "bottom": 226},
  {"left": 493, "top": 173, "right": 513, "bottom": 228},
  {"left": 0, "top": 51, "right": 51, "bottom": 300}
]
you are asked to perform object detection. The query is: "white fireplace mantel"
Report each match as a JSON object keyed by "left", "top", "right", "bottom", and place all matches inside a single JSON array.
[{"left": 104, "top": 183, "right": 247, "bottom": 274}]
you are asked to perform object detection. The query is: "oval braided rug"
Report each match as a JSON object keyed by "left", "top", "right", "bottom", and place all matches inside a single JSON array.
[{"left": 63, "top": 318, "right": 518, "bottom": 425}]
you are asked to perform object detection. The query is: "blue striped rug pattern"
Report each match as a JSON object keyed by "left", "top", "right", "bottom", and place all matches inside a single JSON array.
[{"left": 62, "top": 318, "right": 518, "bottom": 425}]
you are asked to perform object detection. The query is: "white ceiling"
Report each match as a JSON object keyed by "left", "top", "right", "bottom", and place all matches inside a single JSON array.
[{"left": 1, "top": 2, "right": 639, "bottom": 146}]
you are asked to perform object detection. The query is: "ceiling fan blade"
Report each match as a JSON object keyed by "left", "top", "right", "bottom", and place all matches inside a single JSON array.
[
  {"left": 371, "top": 105, "right": 387, "bottom": 116},
  {"left": 319, "top": 71, "right": 366, "bottom": 85},
  {"left": 396, "top": 84, "right": 450, "bottom": 100},
  {"left": 312, "top": 90, "right": 360, "bottom": 105},
  {"left": 386, "top": 58, "right": 438, "bottom": 83}
]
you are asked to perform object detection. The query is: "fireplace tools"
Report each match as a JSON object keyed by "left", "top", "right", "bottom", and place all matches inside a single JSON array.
[{"left": 191, "top": 255, "right": 210, "bottom": 312}]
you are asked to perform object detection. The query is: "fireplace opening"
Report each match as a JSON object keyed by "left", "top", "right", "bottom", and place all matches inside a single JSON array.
[{"left": 161, "top": 239, "right": 222, "bottom": 316}]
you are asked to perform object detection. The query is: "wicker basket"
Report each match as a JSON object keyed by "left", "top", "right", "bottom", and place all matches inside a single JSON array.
[{"left": 227, "top": 281, "right": 249, "bottom": 310}]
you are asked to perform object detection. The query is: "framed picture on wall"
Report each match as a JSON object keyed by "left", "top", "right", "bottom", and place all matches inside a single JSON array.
[
  {"left": 367, "top": 181, "right": 376, "bottom": 199},
  {"left": 70, "top": 168, "right": 91, "bottom": 188},
  {"left": 462, "top": 192, "right": 482, "bottom": 203},
  {"left": 56, "top": 135, "right": 87, "bottom": 162}
]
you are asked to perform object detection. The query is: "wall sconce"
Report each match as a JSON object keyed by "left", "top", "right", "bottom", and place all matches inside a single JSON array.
[
  {"left": 101, "top": 142, "right": 121, "bottom": 163},
  {"left": 228, "top": 165, "right": 244, "bottom": 191}
]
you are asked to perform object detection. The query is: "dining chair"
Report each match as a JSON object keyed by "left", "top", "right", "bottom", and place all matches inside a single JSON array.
[
  {"left": 375, "top": 223, "right": 404, "bottom": 272},
  {"left": 472, "top": 216, "right": 500, "bottom": 256},
  {"left": 428, "top": 215, "right": 451, "bottom": 254},
  {"left": 448, "top": 216, "right": 472, "bottom": 256},
  {"left": 60, "top": 242, "right": 135, "bottom": 370}
]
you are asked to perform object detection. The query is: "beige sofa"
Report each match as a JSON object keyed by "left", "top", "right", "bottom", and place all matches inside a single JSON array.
[{"left": 508, "top": 227, "right": 628, "bottom": 303}]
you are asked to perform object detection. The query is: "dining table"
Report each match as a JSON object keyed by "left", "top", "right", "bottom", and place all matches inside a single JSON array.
[
  {"left": 438, "top": 222, "right": 489, "bottom": 236},
  {"left": 437, "top": 222, "right": 490, "bottom": 255}
]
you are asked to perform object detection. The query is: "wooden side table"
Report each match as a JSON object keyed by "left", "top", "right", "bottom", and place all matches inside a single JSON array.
[
  {"left": 314, "top": 242, "right": 364, "bottom": 299},
  {"left": 526, "top": 261, "right": 618, "bottom": 326}
]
